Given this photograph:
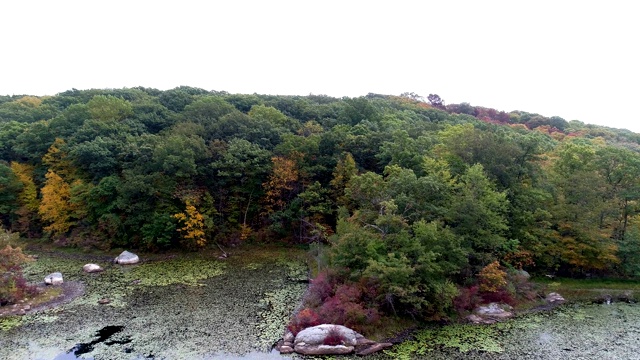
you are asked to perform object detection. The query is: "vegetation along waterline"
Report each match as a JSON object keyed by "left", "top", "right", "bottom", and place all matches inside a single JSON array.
[{"left": 3, "top": 88, "right": 640, "bottom": 358}]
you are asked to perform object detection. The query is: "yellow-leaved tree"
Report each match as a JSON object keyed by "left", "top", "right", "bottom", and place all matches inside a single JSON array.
[
  {"left": 263, "top": 155, "right": 299, "bottom": 214},
  {"left": 42, "top": 138, "right": 75, "bottom": 179},
  {"left": 10, "top": 162, "right": 40, "bottom": 233},
  {"left": 10, "top": 162, "right": 38, "bottom": 212},
  {"left": 38, "top": 170, "right": 75, "bottom": 236},
  {"left": 173, "top": 200, "right": 206, "bottom": 249},
  {"left": 38, "top": 138, "right": 88, "bottom": 239}
]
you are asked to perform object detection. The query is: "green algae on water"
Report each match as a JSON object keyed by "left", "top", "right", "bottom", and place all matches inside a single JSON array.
[
  {"left": 386, "top": 324, "right": 503, "bottom": 360},
  {"left": 254, "top": 255, "right": 309, "bottom": 350},
  {"left": 256, "top": 284, "right": 307, "bottom": 349},
  {"left": 0, "top": 316, "right": 23, "bottom": 331},
  {"left": 130, "top": 259, "right": 226, "bottom": 287}
]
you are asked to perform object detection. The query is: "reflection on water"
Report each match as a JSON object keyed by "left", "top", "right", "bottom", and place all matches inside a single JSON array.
[
  {"left": 206, "top": 350, "right": 288, "bottom": 359},
  {"left": 52, "top": 351, "right": 93, "bottom": 360},
  {"left": 51, "top": 326, "right": 128, "bottom": 360},
  {"left": 51, "top": 349, "right": 287, "bottom": 360}
]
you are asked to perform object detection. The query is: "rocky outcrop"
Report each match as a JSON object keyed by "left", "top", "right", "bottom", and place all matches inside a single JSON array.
[
  {"left": 295, "top": 344, "right": 354, "bottom": 355},
  {"left": 466, "top": 314, "right": 497, "bottom": 325},
  {"left": 44, "top": 272, "right": 63, "bottom": 285},
  {"left": 293, "top": 324, "right": 357, "bottom": 355},
  {"left": 283, "top": 331, "right": 294, "bottom": 343},
  {"left": 515, "top": 269, "right": 531, "bottom": 279},
  {"left": 278, "top": 345, "right": 294, "bottom": 354},
  {"left": 468, "top": 303, "right": 513, "bottom": 324},
  {"left": 356, "top": 342, "right": 394, "bottom": 356},
  {"left": 546, "top": 292, "right": 565, "bottom": 304},
  {"left": 83, "top": 263, "right": 104, "bottom": 273},
  {"left": 114, "top": 251, "right": 139, "bottom": 265},
  {"left": 281, "top": 324, "right": 393, "bottom": 356}
]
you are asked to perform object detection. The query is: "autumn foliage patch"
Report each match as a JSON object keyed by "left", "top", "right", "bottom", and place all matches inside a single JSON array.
[
  {"left": 288, "top": 270, "right": 380, "bottom": 334},
  {"left": 0, "top": 230, "right": 37, "bottom": 306},
  {"left": 323, "top": 325, "right": 346, "bottom": 346}
]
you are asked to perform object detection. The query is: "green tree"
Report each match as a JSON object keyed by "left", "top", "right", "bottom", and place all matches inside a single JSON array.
[
  {"left": 0, "top": 163, "right": 22, "bottom": 225},
  {"left": 330, "top": 152, "right": 357, "bottom": 207},
  {"left": 87, "top": 95, "right": 133, "bottom": 122},
  {"left": 447, "top": 164, "right": 509, "bottom": 270}
]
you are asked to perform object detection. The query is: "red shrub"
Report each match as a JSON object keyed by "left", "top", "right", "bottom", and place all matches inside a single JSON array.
[
  {"left": 299, "top": 271, "right": 381, "bottom": 333},
  {"left": 335, "top": 284, "right": 362, "bottom": 303},
  {"left": 305, "top": 270, "right": 337, "bottom": 308},
  {"left": 480, "top": 289, "right": 516, "bottom": 306},
  {"left": 323, "top": 326, "right": 344, "bottom": 346},
  {"left": 453, "top": 285, "right": 481, "bottom": 314},
  {"left": 287, "top": 308, "right": 321, "bottom": 335},
  {"left": 317, "top": 285, "right": 379, "bottom": 331},
  {"left": 0, "top": 272, "right": 38, "bottom": 306}
]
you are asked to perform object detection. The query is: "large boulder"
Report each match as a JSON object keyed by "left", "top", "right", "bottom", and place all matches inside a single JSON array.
[
  {"left": 114, "top": 251, "right": 139, "bottom": 265},
  {"left": 474, "top": 303, "right": 513, "bottom": 321},
  {"left": 515, "top": 269, "right": 531, "bottom": 279},
  {"left": 44, "top": 272, "right": 63, "bottom": 285},
  {"left": 546, "top": 292, "right": 565, "bottom": 304},
  {"left": 466, "top": 314, "right": 496, "bottom": 325},
  {"left": 295, "top": 344, "right": 354, "bottom": 355},
  {"left": 278, "top": 345, "right": 294, "bottom": 354},
  {"left": 294, "top": 324, "right": 357, "bottom": 355},
  {"left": 83, "top": 263, "right": 104, "bottom": 273}
]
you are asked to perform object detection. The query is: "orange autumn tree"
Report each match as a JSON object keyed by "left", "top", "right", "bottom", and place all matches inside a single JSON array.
[{"left": 478, "top": 261, "right": 507, "bottom": 293}]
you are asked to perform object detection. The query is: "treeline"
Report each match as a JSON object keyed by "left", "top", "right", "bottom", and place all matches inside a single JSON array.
[{"left": 1, "top": 87, "right": 640, "bottom": 285}]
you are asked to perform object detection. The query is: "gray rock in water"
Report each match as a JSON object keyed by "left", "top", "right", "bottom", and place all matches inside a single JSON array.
[
  {"left": 83, "top": 263, "right": 104, "bottom": 273},
  {"left": 114, "top": 251, "right": 139, "bottom": 265},
  {"left": 466, "top": 314, "right": 496, "bottom": 325},
  {"left": 283, "top": 331, "right": 295, "bottom": 343},
  {"left": 356, "top": 342, "right": 393, "bottom": 356},
  {"left": 293, "top": 324, "right": 357, "bottom": 355},
  {"left": 546, "top": 292, "right": 565, "bottom": 303},
  {"left": 294, "top": 344, "right": 354, "bottom": 355},
  {"left": 44, "top": 272, "right": 63, "bottom": 285},
  {"left": 475, "top": 303, "right": 513, "bottom": 320},
  {"left": 356, "top": 337, "right": 377, "bottom": 346},
  {"left": 294, "top": 324, "right": 357, "bottom": 347},
  {"left": 516, "top": 269, "right": 531, "bottom": 279}
]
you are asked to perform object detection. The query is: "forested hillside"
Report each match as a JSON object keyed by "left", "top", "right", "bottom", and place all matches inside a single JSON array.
[{"left": 2, "top": 87, "right": 640, "bottom": 296}]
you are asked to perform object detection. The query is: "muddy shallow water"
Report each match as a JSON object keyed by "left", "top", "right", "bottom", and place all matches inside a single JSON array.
[{"left": 3, "top": 247, "right": 640, "bottom": 360}]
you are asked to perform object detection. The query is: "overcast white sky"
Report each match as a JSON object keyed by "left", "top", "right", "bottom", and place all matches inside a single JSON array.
[{"left": 2, "top": 1, "right": 638, "bottom": 132}]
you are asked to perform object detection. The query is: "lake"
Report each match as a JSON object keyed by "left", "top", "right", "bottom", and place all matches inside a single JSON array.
[{"left": 2, "top": 246, "right": 640, "bottom": 359}]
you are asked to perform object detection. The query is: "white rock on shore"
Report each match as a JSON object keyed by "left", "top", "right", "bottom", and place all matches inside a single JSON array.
[
  {"left": 114, "top": 251, "right": 139, "bottom": 265},
  {"left": 44, "top": 272, "right": 63, "bottom": 285},
  {"left": 83, "top": 263, "right": 104, "bottom": 273}
]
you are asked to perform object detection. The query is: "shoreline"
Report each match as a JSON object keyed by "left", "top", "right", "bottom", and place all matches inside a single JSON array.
[{"left": 0, "top": 281, "right": 85, "bottom": 317}]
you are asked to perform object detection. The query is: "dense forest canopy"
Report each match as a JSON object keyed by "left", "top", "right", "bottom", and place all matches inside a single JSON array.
[{"left": 3, "top": 87, "right": 640, "bottom": 318}]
